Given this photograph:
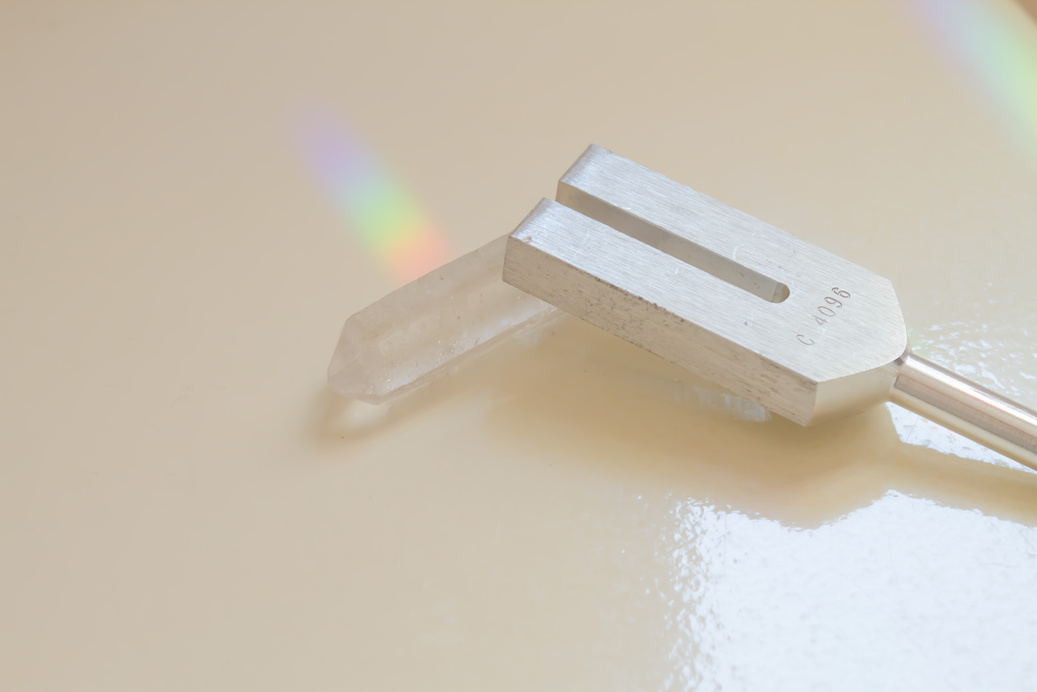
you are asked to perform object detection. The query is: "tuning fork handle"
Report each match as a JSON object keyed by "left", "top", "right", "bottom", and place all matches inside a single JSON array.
[{"left": 891, "top": 352, "right": 1037, "bottom": 471}]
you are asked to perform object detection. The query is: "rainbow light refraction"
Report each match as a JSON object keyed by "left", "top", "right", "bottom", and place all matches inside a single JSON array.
[
  {"left": 300, "top": 117, "right": 451, "bottom": 283},
  {"left": 909, "top": 0, "right": 1037, "bottom": 157}
]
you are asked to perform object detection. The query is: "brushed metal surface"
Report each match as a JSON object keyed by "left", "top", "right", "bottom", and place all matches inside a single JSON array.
[
  {"left": 503, "top": 145, "right": 1037, "bottom": 469},
  {"left": 506, "top": 146, "right": 907, "bottom": 425}
]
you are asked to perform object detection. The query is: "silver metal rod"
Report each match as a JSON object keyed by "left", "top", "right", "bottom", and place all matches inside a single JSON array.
[{"left": 890, "top": 352, "right": 1037, "bottom": 471}]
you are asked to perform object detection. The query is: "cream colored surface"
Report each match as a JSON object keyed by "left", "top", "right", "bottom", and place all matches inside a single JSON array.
[{"left": 3, "top": 2, "right": 1037, "bottom": 690}]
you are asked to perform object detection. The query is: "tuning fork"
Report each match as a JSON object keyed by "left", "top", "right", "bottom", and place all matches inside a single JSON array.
[
  {"left": 501, "top": 145, "right": 1037, "bottom": 470},
  {"left": 328, "top": 145, "right": 1037, "bottom": 470}
]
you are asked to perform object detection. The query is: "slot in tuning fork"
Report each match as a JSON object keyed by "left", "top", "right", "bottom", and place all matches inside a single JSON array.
[{"left": 502, "top": 145, "right": 1037, "bottom": 470}]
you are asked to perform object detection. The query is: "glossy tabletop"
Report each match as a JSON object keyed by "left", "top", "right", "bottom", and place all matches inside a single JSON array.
[{"left": 3, "top": 1, "right": 1037, "bottom": 689}]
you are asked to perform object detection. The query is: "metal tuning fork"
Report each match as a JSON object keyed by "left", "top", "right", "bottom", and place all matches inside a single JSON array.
[{"left": 502, "top": 145, "right": 1037, "bottom": 470}]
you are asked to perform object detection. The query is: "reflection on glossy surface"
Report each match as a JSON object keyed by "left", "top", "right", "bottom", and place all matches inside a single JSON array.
[
  {"left": 916, "top": 315, "right": 1037, "bottom": 403},
  {"left": 476, "top": 312, "right": 1037, "bottom": 688},
  {"left": 887, "top": 401, "right": 1016, "bottom": 467},
  {"left": 660, "top": 492, "right": 1037, "bottom": 690},
  {"left": 893, "top": 302, "right": 1037, "bottom": 471},
  {"left": 481, "top": 319, "right": 1037, "bottom": 525},
  {"left": 6, "top": 1, "right": 1037, "bottom": 689}
]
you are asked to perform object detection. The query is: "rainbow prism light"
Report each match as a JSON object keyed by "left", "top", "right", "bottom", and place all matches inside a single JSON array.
[
  {"left": 300, "top": 116, "right": 451, "bottom": 283},
  {"left": 909, "top": 0, "right": 1037, "bottom": 159},
  {"left": 309, "top": 115, "right": 558, "bottom": 403}
]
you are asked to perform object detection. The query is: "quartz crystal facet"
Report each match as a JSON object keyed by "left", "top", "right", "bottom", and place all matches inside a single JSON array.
[{"left": 327, "top": 235, "right": 558, "bottom": 403}]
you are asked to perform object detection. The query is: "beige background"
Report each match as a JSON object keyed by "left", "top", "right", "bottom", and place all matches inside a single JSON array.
[{"left": 3, "top": 1, "right": 1037, "bottom": 689}]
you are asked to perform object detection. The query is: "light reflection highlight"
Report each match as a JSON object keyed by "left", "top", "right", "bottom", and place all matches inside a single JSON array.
[
  {"left": 886, "top": 402, "right": 1020, "bottom": 469},
  {"left": 894, "top": 307, "right": 1037, "bottom": 469},
  {"left": 659, "top": 490, "right": 1037, "bottom": 690}
]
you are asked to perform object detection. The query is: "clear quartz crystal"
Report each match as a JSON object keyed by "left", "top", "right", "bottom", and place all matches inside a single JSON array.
[{"left": 328, "top": 235, "right": 558, "bottom": 403}]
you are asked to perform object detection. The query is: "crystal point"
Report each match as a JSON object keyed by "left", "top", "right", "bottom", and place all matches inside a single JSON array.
[{"left": 328, "top": 235, "right": 557, "bottom": 403}]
